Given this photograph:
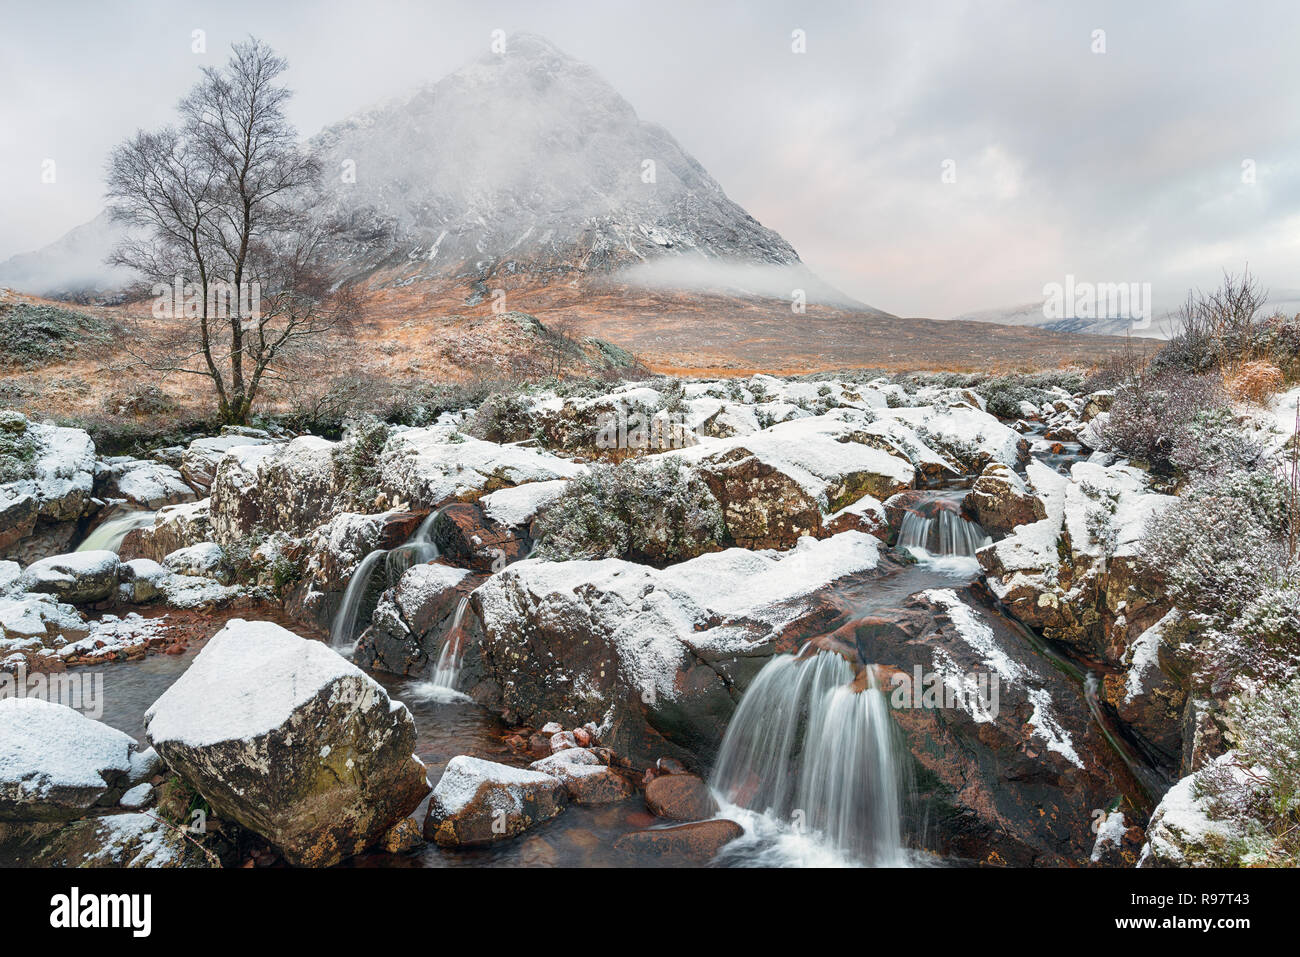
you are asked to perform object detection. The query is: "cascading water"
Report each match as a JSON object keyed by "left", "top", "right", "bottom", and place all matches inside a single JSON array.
[
  {"left": 76, "top": 509, "right": 156, "bottom": 554},
  {"left": 898, "top": 508, "right": 990, "bottom": 558},
  {"left": 329, "top": 509, "right": 444, "bottom": 652},
  {"left": 431, "top": 595, "right": 470, "bottom": 689},
  {"left": 710, "top": 648, "right": 912, "bottom": 865}
]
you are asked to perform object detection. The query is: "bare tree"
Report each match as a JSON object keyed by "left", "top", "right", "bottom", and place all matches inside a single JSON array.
[
  {"left": 1171, "top": 267, "right": 1268, "bottom": 376},
  {"left": 106, "top": 38, "right": 354, "bottom": 424}
]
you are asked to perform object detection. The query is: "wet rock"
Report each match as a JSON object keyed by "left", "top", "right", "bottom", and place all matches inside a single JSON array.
[
  {"left": 381, "top": 817, "right": 425, "bottom": 854},
  {"left": 20, "top": 550, "right": 120, "bottom": 604},
  {"left": 962, "top": 462, "right": 1047, "bottom": 536},
  {"left": 467, "top": 531, "right": 885, "bottom": 765},
  {"left": 645, "top": 773, "right": 718, "bottom": 821},
  {"left": 0, "top": 698, "right": 145, "bottom": 821},
  {"left": 0, "top": 492, "right": 37, "bottom": 552},
  {"left": 613, "top": 818, "right": 743, "bottom": 863},
  {"left": 430, "top": 502, "right": 529, "bottom": 571},
  {"left": 353, "top": 562, "right": 475, "bottom": 675},
  {"left": 144, "top": 619, "right": 430, "bottom": 867},
  {"left": 530, "top": 749, "right": 634, "bottom": 805},
  {"left": 423, "top": 756, "right": 567, "bottom": 846}
]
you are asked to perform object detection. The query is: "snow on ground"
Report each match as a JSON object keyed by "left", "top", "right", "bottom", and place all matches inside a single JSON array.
[{"left": 0, "top": 697, "right": 136, "bottom": 799}]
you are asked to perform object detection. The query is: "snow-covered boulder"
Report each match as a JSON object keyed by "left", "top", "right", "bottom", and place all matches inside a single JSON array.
[
  {"left": 0, "top": 698, "right": 148, "bottom": 821},
  {"left": 179, "top": 433, "right": 275, "bottom": 493},
  {"left": 424, "top": 756, "right": 567, "bottom": 846},
  {"left": 527, "top": 748, "right": 634, "bottom": 805},
  {"left": 144, "top": 619, "right": 429, "bottom": 866},
  {"left": 673, "top": 423, "right": 915, "bottom": 548},
  {"left": 162, "top": 542, "right": 230, "bottom": 583},
  {"left": 378, "top": 428, "right": 587, "bottom": 509},
  {"left": 209, "top": 437, "right": 359, "bottom": 542},
  {"left": 0, "top": 414, "right": 96, "bottom": 523},
  {"left": 96, "top": 457, "right": 194, "bottom": 509},
  {"left": 962, "top": 461, "right": 1047, "bottom": 535},
  {"left": 479, "top": 479, "right": 570, "bottom": 530},
  {"left": 468, "top": 532, "right": 885, "bottom": 762},
  {"left": 120, "top": 498, "right": 213, "bottom": 564},
  {"left": 117, "top": 558, "right": 169, "bottom": 603},
  {"left": 0, "top": 811, "right": 210, "bottom": 867},
  {"left": 876, "top": 404, "right": 1027, "bottom": 471},
  {"left": 20, "top": 550, "right": 121, "bottom": 604}
]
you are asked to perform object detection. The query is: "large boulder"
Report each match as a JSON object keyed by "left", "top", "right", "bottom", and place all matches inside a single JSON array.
[
  {"left": 0, "top": 414, "right": 96, "bottom": 523},
  {"left": 20, "top": 550, "right": 121, "bottom": 604},
  {"left": 209, "top": 437, "right": 359, "bottom": 542},
  {"left": 423, "top": 756, "right": 568, "bottom": 846},
  {"left": 180, "top": 433, "right": 275, "bottom": 493},
  {"left": 144, "top": 619, "right": 430, "bottom": 867},
  {"left": 674, "top": 422, "right": 915, "bottom": 549},
  {"left": 467, "top": 532, "right": 886, "bottom": 764},
  {"left": 95, "top": 457, "right": 194, "bottom": 509},
  {"left": 0, "top": 698, "right": 151, "bottom": 821}
]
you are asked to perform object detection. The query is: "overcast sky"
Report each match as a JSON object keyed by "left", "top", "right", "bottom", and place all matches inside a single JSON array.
[{"left": 1, "top": 0, "right": 1297, "bottom": 317}]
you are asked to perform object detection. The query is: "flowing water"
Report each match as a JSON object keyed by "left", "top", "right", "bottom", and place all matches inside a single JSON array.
[
  {"left": 328, "top": 508, "right": 445, "bottom": 653},
  {"left": 76, "top": 508, "right": 157, "bottom": 554}
]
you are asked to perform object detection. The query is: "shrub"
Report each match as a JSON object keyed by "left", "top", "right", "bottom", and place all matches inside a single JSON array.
[
  {"left": 333, "top": 415, "right": 390, "bottom": 502},
  {"left": 466, "top": 391, "right": 535, "bottom": 443},
  {"left": 532, "top": 458, "right": 726, "bottom": 566},
  {"left": 0, "top": 302, "right": 114, "bottom": 368},
  {"left": 1140, "top": 467, "right": 1292, "bottom": 622},
  {"left": 1195, "top": 677, "right": 1300, "bottom": 866},
  {"left": 1226, "top": 360, "right": 1285, "bottom": 404},
  {"left": 1096, "top": 371, "right": 1228, "bottom": 474}
]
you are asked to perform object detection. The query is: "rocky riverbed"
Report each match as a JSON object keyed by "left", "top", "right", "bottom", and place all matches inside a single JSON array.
[{"left": 3, "top": 371, "right": 1293, "bottom": 867}]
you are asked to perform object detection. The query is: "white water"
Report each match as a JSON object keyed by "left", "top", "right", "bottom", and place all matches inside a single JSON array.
[
  {"left": 329, "top": 509, "right": 444, "bottom": 653},
  {"left": 710, "top": 649, "right": 912, "bottom": 866},
  {"left": 76, "top": 509, "right": 156, "bottom": 554},
  {"left": 899, "top": 509, "right": 990, "bottom": 558},
  {"left": 406, "top": 595, "right": 472, "bottom": 704}
]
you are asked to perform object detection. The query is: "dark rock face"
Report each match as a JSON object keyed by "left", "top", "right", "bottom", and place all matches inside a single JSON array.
[
  {"left": 354, "top": 563, "right": 482, "bottom": 676},
  {"left": 613, "top": 819, "right": 744, "bottom": 863},
  {"left": 0, "top": 493, "right": 38, "bottom": 552},
  {"left": 430, "top": 503, "right": 530, "bottom": 571},
  {"left": 694, "top": 447, "right": 826, "bottom": 549},
  {"left": 145, "top": 621, "right": 430, "bottom": 867},
  {"left": 816, "top": 587, "right": 1140, "bottom": 866}
]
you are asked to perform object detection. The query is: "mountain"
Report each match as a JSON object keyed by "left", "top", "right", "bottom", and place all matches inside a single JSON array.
[
  {"left": 948, "top": 303, "right": 1171, "bottom": 340},
  {"left": 1, "top": 33, "right": 873, "bottom": 312},
  {"left": 0, "top": 211, "right": 137, "bottom": 300}
]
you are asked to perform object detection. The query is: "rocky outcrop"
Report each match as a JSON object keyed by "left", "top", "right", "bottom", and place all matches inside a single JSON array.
[
  {"left": 95, "top": 457, "right": 194, "bottom": 509},
  {"left": 354, "top": 562, "right": 477, "bottom": 675},
  {"left": 429, "top": 503, "right": 530, "bottom": 571},
  {"left": 180, "top": 433, "right": 275, "bottom": 493},
  {"left": 423, "top": 756, "right": 568, "bottom": 846},
  {"left": 378, "top": 428, "right": 587, "bottom": 510},
  {"left": 120, "top": 498, "right": 213, "bottom": 564},
  {"left": 144, "top": 619, "right": 430, "bottom": 867},
  {"left": 962, "top": 462, "right": 1047, "bottom": 536},
  {"left": 466, "top": 532, "right": 886, "bottom": 764},
  {"left": 20, "top": 550, "right": 120, "bottom": 604},
  {"left": 0, "top": 413, "right": 97, "bottom": 560},
  {"left": 1139, "top": 755, "right": 1245, "bottom": 867}
]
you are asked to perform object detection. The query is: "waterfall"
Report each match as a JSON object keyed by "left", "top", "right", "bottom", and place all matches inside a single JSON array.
[
  {"left": 76, "top": 509, "right": 156, "bottom": 554},
  {"left": 710, "top": 649, "right": 911, "bottom": 865},
  {"left": 330, "top": 548, "right": 389, "bottom": 651},
  {"left": 329, "top": 508, "right": 443, "bottom": 653},
  {"left": 431, "top": 595, "right": 470, "bottom": 689},
  {"left": 899, "top": 509, "right": 990, "bottom": 557}
]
